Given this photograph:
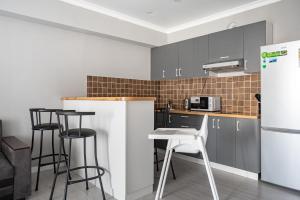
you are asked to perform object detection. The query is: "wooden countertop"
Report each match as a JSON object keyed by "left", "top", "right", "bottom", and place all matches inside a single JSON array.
[
  {"left": 62, "top": 97, "right": 156, "bottom": 101},
  {"left": 157, "top": 109, "right": 259, "bottom": 119}
]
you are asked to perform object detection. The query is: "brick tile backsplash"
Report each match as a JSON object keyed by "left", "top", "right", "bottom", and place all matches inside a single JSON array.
[{"left": 87, "top": 73, "right": 260, "bottom": 115}]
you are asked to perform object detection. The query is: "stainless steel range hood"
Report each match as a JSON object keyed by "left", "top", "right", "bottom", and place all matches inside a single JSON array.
[{"left": 203, "top": 60, "right": 244, "bottom": 73}]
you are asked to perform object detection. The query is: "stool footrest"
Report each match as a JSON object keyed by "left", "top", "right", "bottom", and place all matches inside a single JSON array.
[
  {"left": 56, "top": 165, "right": 105, "bottom": 177},
  {"left": 40, "top": 160, "right": 67, "bottom": 167},
  {"left": 32, "top": 153, "right": 68, "bottom": 160}
]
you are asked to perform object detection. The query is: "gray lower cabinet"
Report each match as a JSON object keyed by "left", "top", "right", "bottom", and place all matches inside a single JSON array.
[
  {"left": 216, "top": 117, "right": 236, "bottom": 167},
  {"left": 154, "top": 112, "right": 260, "bottom": 173},
  {"left": 208, "top": 27, "right": 244, "bottom": 63},
  {"left": 235, "top": 118, "right": 261, "bottom": 173},
  {"left": 207, "top": 117, "right": 217, "bottom": 162}
]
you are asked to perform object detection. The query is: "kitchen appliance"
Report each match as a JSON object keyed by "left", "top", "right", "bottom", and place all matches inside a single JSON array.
[
  {"left": 184, "top": 98, "right": 190, "bottom": 110},
  {"left": 261, "top": 40, "right": 300, "bottom": 191},
  {"left": 202, "top": 59, "right": 244, "bottom": 73},
  {"left": 190, "top": 96, "right": 221, "bottom": 112}
]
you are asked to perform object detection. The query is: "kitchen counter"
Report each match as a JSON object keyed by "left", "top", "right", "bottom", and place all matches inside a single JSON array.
[
  {"left": 156, "top": 109, "right": 259, "bottom": 119},
  {"left": 63, "top": 98, "right": 154, "bottom": 200},
  {"left": 62, "top": 96, "right": 156, "bottom": 101}
]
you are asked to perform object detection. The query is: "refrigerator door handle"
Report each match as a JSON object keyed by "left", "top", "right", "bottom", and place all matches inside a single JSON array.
[{"left": 262, "top": 127, "right": 300, "bottom": 134}]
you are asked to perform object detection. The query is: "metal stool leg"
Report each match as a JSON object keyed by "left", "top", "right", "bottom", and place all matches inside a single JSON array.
[
  {"left": 84, "top": 138, "right": 89, "bottom": 190},
  {"left": 62, "top": 140, "right": 72, "bottom": 180},
  {"left": 51, "top": 130, "right": 56, "bottom": 174},
  {"left": 31, "top": 130, "right": 35, "bottom": 154},
  {"left": 94, "top": 135, "right": 106, "bottom": 200},
  {"left": 64, "top": 139, "right": 72, "bottom": 200},
  {"left": 170, "top": 160, "right": 176, "bottom": 180},
  {"left": 35, "top": 130, "right": 43, "bottom": 191},
  {"left": 49, "top": 138, "right": 63, "bottom": 200},
  {"left": 155, "top": 147, "right": 159, "bottom": 172}
]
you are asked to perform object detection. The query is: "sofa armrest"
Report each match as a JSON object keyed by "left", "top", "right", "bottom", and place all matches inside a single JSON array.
[{"left": 2, "top": 136, "right": 31, "bottom": 200}]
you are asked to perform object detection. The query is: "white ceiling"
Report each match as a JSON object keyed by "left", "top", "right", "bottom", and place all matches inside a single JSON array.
[{"left": 60, "top": 0, "right": 281, "bottom": 33}]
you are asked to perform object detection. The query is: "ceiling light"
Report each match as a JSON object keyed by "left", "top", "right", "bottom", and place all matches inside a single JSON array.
[
  {"left": 173, "top": 0, "right": 182, "bottom": 3},
  {"left": 146, "top": 11, "right": 154, "bottom": 15}
]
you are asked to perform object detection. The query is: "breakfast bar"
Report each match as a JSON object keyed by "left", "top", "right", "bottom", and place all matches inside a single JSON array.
[{"left": 62, "top": 97, "right": 155, "bottom": 200}]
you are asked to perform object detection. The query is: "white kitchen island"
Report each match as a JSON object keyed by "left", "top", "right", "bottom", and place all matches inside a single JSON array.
[{"left": 62, "top": 97, "right": 155, "bottom": 200}]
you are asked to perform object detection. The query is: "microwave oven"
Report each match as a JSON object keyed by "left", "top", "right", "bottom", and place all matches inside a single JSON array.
[{"left": 190, "top": 96, "right": 221, "bottom": 112}]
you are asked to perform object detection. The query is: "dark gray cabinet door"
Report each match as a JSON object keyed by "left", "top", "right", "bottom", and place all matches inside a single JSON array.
[
  {"left": 244, "top": 21, "right": 267, "bottom": 73},
  {"left": 209, "top": 27, "right": 244, "bottom": 63},
  {"left": 151, "top": 47, "right": 166, "bottom": 80},
  {"left": 178, "top": 36, "right": 209, "bottom": 78},
  {"left": 164, "top": 43, "right": 179, "bottom": 79},
  {"left": 207, "top": 117, "right": 217, "bottom": 162},
  {"left": 216, "top": 117, "right": 236, "bottom": 167},
  {"left": 236, "top": 119, "right": 261, "bottom": 173}
]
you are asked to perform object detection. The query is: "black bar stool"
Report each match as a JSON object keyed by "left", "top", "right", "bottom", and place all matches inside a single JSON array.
[
  {"left": 49, "top": 111, "right": 106, "bottom": 200},
  {"left": 29, "top": 108, "right": 71, "bottom": 191}
]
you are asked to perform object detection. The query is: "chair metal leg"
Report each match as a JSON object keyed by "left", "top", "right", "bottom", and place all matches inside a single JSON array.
[
  {"left": 64, "top": 139, "right": 72, "bottom": 200},
  {"left": 170, "top": 160, "right": 176, "bottom": 180},
  {"left": 51, "top": 130, "right": 56, "bottom": 174},
  {"left": 200, "top": 138, "right": 219, "bottom": 200},
  {"left": 49, "top": 138, "right": 63, "bottom": 200},
  {"left": 84, "top": 138, "right": 89, "bottom": 190},
  {"left": 35, "top": 131, "right": 43, "bottom": 191},
  {"left": 155, "top": 147, "right": 159, "bottom": 172},
  {"left": 31, "top": 130, "right": 35, "bottom": 154},
  {"left": 62, "top": 140, "right": 72, "bottom": 180},
  {"left": 159, "top": 148, "right": 173, "bottom": 199},
  {"left": 155, "top": 140, "right": 171, "bottom": 200},
  {"left": 94, "top": 135, "right": 106, "bottom": 200}
]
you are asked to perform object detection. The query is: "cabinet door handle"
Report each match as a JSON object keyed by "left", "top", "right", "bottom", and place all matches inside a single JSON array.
[
  {"left": 179, "top": 68, "right": 182, "bottom": 76},
  {"left": 220, "top": 56, "right": 229, "bottom": 60},
  {"left": 217, "top": 119, "right": 220, "bottom": 129},
  {"left": 162, "top": 69, "right": 166, "bottom": 78},
  {"left": 168, "top": 115, "right": 171, "bottom": 123},
  {"left": 181, "top": 125, "right": 190, "bottom": 128},
  {"left": 236, "top": 120, "right": 240, "bottom": 132},
  {"left": 180, "top": 115, "right": 189, "bottom": 118},
  {"left": 176, "top": 68, "right": 178, "bottom": 77},
  {"left": 212, "top": 118, "right": 215, "bottom": 129}
]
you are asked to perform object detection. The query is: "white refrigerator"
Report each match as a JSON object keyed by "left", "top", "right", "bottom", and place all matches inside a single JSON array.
[{"left": 261, "top": 40, "right": 300, "bottom": 190}]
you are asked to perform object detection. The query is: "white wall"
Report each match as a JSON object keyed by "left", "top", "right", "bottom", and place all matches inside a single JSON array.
[
  {"left": 168, "top": 0, "right": 300, "bottom": 44},
  {"left": 0, "top": 15, "right": 150, "bottom": 155}
]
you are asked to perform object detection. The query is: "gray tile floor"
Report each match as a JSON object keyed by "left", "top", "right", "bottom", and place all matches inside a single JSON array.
[{"left": 29, "top": 156, "right": 300, "bottom": 200}]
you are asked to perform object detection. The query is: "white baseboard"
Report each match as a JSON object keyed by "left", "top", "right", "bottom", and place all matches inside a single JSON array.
[{"left": 158, "top": 149, "right": 259, "bottom": 180}]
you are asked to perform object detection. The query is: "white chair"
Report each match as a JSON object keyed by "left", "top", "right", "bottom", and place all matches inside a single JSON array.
[{"left": 149, "top": 115, "right": 219, "bottom": 200}]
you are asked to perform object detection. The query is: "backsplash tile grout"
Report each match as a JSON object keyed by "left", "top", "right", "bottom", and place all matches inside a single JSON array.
[{"left": 87, "top": 73, "right": 260, "bottom": 115}]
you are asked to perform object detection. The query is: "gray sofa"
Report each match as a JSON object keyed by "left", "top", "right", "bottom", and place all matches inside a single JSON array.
[{"left": 0, "top": 120, "right": 31, "bottom": 200}]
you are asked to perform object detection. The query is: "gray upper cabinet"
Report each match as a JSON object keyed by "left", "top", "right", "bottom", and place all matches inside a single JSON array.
[
  {"left": 151, "top": 47, "right": 166, "bottom": 80},
  {"left": 244, "top": 21, "right": 269, "bottom": 73},
  {"left": 164, "top": 43, "right": 179, "bottom": 79},
  {"left": 178, "top": 36, "right": 209, "bottom": 78},
  {"left": 151, "top": 21, "right": 271, "bottom": 79},
  {"left": 208, "top": 27, "right": 244, "bottom": 63},
  {"left": 216, "top": 117, "right": 236, "bottom": 167},
  {"left": 235, "top": 118, "right": 261, "bottom": 173},
  {"left": 151, "top": 43, "right": 178, "bottom": 80}
]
